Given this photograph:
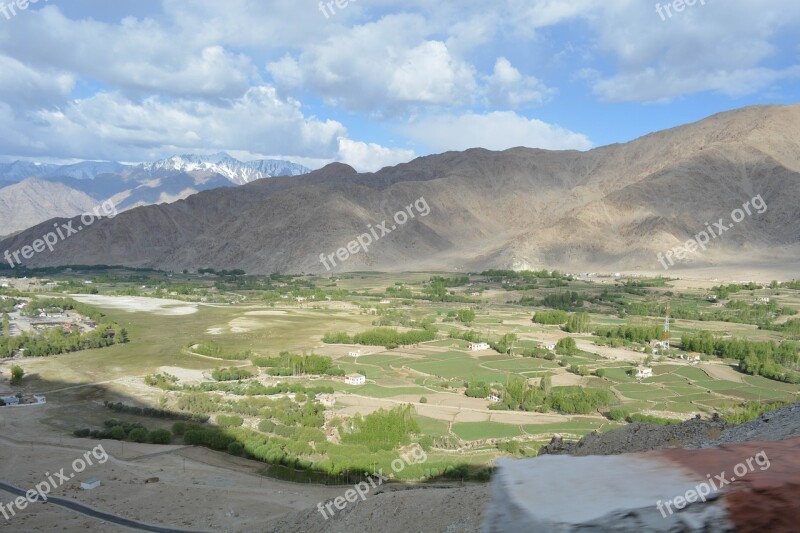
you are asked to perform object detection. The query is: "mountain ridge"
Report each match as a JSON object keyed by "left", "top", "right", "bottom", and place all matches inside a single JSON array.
[{"left": 1, "top": 105, "right": 798, "bottom": 275}]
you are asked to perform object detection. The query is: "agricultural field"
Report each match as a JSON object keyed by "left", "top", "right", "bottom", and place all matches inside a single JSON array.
[{"left": 1, "top": 268, "right": 799, "bottom": 483}]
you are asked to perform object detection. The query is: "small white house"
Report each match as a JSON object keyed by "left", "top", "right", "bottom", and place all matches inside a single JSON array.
[
  {"left": 348, "top": 350, "right": 361, "bottom": 357},
  {"left": 544, "top": 343, "right": 556, "bottom": 351},
  {"left": 468, "top": 342, "right": 491, "bottom": 351},
  {"left": 345, "top": 373, "right": 366, "bottom": 385},
  {"left": 636, "top": 367, "right": 653, "bottom": 379},
  {"left": 80, "top": 478, "right": 100, "bottom": 491},
  {"left": 379, "top": 299, "right": 391, "bottom": 304},
  {"left": 488, "top": 392, "right": 502, "bottom": 403}
]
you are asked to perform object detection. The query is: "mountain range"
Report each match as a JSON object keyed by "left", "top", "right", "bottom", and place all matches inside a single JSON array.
[
  {"left": 0, "top": 154, "right": 310, "bottom": 236},
  {"left": 1, "top": 105, "right": 798, "bottom": 276}
]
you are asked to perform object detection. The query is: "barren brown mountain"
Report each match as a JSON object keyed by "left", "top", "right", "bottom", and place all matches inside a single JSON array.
[{"left": 2, "top": 104, "right": 799, "bottom": 275}]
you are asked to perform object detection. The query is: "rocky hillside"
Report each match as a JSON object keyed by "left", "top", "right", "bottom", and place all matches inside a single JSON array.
[{"left": 1, "top": 105, "right": 799, "bottom": 274}]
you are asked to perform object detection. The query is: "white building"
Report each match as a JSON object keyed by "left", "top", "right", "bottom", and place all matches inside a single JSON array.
[
  {"left": 636, "top": 367, "right": 653, "bottom": 379},
  {"left": 348, "top": 350, "right": 361, "bottom": 357},
  {"left": 468, "top": 342, "right": 491, "bottom": 351},
  {"left": 80, "top": 478, "right": 100, "bottom": 490},
  {"left": 345, "top": 373, "right": 366, "bottom": 385},
  {"left": 488, "top": 392, "right": 502, "bottom": 403},
  {"left": 544, "top": 343, "right": 556, "bottom": 351}
]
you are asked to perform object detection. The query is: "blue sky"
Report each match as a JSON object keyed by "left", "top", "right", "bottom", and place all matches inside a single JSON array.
[{"left": 0, "top": 0, "right": 797, "bottom": 171}]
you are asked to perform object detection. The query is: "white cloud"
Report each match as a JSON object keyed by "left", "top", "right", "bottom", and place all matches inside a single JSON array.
[
  {"left": 337, "top": 138, "right": 416, "bottom": 172},
  {"left": 403, "top": 111, "right": 592, "bottom": 153},
  {"left": 0, "top": 87, "right": 341, "bottom": 161},
  {"left": 267, "top": 14, "right": 478, "bottom": 113},
  {"left": 485, "top": 57, "right": 554, "bottom": 107},
  {"left": 0, "top": 55, "right": 74, "bottom": 109},
  {"left": 586, "top": 0, "right": 800, "bottom": 102},
  {"left": 0, "top": 7, "right": 258, "bottom": 100}
]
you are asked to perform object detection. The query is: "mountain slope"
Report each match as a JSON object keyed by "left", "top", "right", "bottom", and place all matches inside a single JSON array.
[
  {"left": 0, "top": 179, "right": 100, "bottom": 237},
  {"left": 2, "top": 105, "right": 798, "bottom": 274}
]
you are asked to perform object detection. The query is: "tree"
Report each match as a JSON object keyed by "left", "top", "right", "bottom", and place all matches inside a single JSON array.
[
  {"left": 539, "top": 375, "right": 552, "bottom": 394},
  {"left": 555, "top": 337, "right": 578, "bottom": 355},
  {"left": 10, "top": 365, "right": 23, "bottom": 385},
  {"left": 1, "top": 313, "right": 10, "bottom": 337},
  {"left": 457, "top": 309, "right": 476, "bottom": 323},
  {"left": 564, "top": 312, "right": 591, "bottom": 334}
]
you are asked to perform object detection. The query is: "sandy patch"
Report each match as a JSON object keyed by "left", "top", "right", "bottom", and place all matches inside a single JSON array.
[
  {"left": 71, "top": 295, "right": 198, "bottom": 316},
  {"left": 575, "top": 340, "right": 644, "bottom": 363},
  {"left": 700, "top": 362, "right": 746, "bottom": 383},
  {"left": 206, "top": 316, "right": 269, "bottom": 335},
  {"left": 158, "top": 366, "right": 208, "bottom": 384},
  {"left": 244, "top": 310, "right": 289, "bottom": 316},
  {"left": 551, "top": 373, "right": 585, "bottom": 387}
]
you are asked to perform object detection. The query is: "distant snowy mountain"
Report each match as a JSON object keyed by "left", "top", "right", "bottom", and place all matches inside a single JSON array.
[
  {"left": 43, "top": 161, "right": 131, "bottom": 180},
  {"left": 0, "top": 161, "right": 59, "bottom": 181},
  {"left": 0, "top": 153, "right": 313, "bottom": 235},
  {"left": 140, "top": 153, "right": 311, "bottom": 185}
]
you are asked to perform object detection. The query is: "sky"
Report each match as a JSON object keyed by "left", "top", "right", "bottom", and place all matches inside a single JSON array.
[{"left": 0, "top": 0, "right": 798, "bottom": 171}]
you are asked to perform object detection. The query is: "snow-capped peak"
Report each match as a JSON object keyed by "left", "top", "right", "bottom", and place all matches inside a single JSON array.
[{"left": 141, "top": 153, "right": 310, "bottom": 184}]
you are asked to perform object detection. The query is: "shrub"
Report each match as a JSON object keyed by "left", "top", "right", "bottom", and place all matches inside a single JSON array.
[
  {"left": 418, "top": 435, "right": 433, "bottom": 451},
  {"left": 128, "top": 428, "right": 148, "bottom": 443},
  {"left": 10, "top": 365, "right": 24, "bottom": 384},
  {"left": 148, "top": 429, "right": 172, "bottom": 444},
  {"left": 259, "top": 420, "right": 276, "bottom": 433},
  {"left": 110, "top": 425, "right": 126, "bottom": 440},
  {"left": 227, "top": 442, "right": 245, "bottom": 456},
  {"left": 217, "top": 414, "right": 244, "bottom": 428},
  {"left": 419, "top": 396, "right": 428, "bottom": 404},
  {"left": 608, "top": 407, "right": 628, "bottom": 421}
]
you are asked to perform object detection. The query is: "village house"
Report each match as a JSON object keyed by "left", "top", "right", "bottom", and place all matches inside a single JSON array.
[
  {"left": 348, "top": 350, "right": 361, "bottom": 357},
  {"left": 544, "top": 343, "right": 556, "bottom": 351},
  {"left": 469, "top": 342, "right": 491, "bottom": 351},
  {"left": 636, "top": 367, "right": 653, "bottom": 379},
  {"left": 345, "top": 373, "right": 366, "bottom": 385},
  {"left": 316, "top": 393, "right": 335, "bottom": 407},
  {"left": 488, "top": 392, "right": 502, "bottom": 403}
]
